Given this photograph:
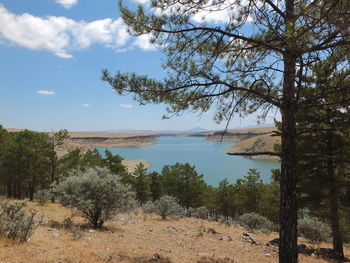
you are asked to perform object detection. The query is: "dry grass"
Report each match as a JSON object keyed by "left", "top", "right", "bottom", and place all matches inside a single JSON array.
[
  {"left": 0, "top": 201, "right": 347, "bottom": 263},
  {"left": 225, "top": 134, "right": 281, "bottom": 160},
  {"left": 226, "top": 126, "right": 277, "bottom": 134}
]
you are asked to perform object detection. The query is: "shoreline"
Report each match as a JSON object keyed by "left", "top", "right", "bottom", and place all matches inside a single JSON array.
[{"left": 67, "top": 137, "right": 159, "bottom": 148}]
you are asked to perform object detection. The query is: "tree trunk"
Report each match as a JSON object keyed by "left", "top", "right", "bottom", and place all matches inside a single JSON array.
[
  {"left": 329, "top": 181, "right": 344, "bottom": 259},
  {"left": 279, "top": 52, "right": 298, "bottom": 263},
  {"left": 18, "top": 180, "right": 22, "bottom": 199},
  {"left": 7, "top": 182, "right": 12, "bottom": 198},
  {"left": 279, "top": 1, "right": 298, "bottom": 262},
  {"left": 279, "top": 106, "right": 298, "bottom": 263},
  {"left": 50, "top": 154, "right": 56, "bottom": 203},
  {"left": 326, "top": 129, "right": 344, "bottom": 259}
]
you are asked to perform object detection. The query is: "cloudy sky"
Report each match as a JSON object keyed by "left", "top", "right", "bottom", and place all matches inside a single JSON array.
[{"left": 0, "top": 0, "right": 274, "bottom": 131}]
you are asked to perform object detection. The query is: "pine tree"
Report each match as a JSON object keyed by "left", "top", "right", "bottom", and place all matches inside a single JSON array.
[
  {"left": 161, "top": 162, "right": 206, "bottom": 208},
  {"left": 133, "top": 162, "right": 151, "bottom": 205},
  {"left": 149, "top": 171, "right": 162, "bottom": 201},
  {"left": 296, "top": 58, "right": 350, "bottom": 258},
  {"left": 103, "top": 1, "right": 350, "bottom": 261}
]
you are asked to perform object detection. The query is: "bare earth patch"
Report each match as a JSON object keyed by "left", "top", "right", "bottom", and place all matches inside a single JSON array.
[
  {"left": 0, "top": 202, "right": 347, "bottom": 263},
  {"left": 225, "top": 134, "right": 281, "bottom": 161},
  {"left": 123, "top": 160, "right": 150, "bottom": 173}
]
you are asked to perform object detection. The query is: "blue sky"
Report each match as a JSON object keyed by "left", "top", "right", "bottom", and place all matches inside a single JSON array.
[{"left": 0, "top": 0, "right": 276, "bottom": 131}]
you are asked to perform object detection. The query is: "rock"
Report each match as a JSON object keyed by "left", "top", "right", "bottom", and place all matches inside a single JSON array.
[
  {"left": 149, "top": 253, "right": 172, "bottom": 262},
  {"left": 315, "top": 248, "right": 345, "bottom": 260},
  {"left": 297, "top": 244, "right": 309, "bottom": 254},
  {"left": 205, "top": 227, "right": 218, "bottom": 234},
  {"left": 152, "top": 254, "right": 161, "bottom": 260},
  {"left": 266, "top": 238, "right": 279, "bottom": 247},
  {"left": 167, "top": 226, "right": 178, "bottom": 232},
  {"left": 197, "top": 255, "right": 234, "bottom": 263},
  {"left": 218, "top": 234, "right": 233, "bottom": 242},
  {"left": 242, "top": 232, "right": 259, "bottom": 245},
  {"left": 88, "top": 229, "right": 95, "bottom": 233},
  {"left": 53, "top": 232, "right": 61, "bottom": 238}
]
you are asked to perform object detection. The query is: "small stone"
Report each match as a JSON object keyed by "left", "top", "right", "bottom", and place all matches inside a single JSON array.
[
  {"left": 218, "top": 234, "right": 233, "bottom": 241},
  {"left": 242, "top": 232, "right": 259, "bottom": 245},
  {"left": 152, "top": 254, "right": 161, "bottom": 260},
  {"left": 205, "top": 227, "right": 218, "bottom": 234}
]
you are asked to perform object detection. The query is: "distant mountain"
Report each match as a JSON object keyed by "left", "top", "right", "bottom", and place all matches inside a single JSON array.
[
  {"left": 100, "top": 129, "right": 157, "bottom": 133},
  {"left": 183, "top": 127, "right": 210, "bottom": 133},
  {"left": 98, "top": 127, "right": 211, "bottom": 133}
]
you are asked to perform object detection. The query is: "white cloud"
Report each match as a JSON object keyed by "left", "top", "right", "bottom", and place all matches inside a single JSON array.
[
  {"left": 0, "top": 4, "right": 130, "bottom": 58},
  {"left": 72, "top": 18, "right": 129, "bottom": 49},
  {"left": 37, "top": 90, "right": 56, "bottom": 95},
  {"left": 56, "top": 0, "right": 78, "bottom": 9},
  {"left": 82, "top": 103, "right": 90, "bottom": 107},
  {"left": 132, "top": 0, "right": 150, "bottom": 4},
  {"left": 120, "top": 104, "right": 133, "bottom": 109},
  {"left": 152, "top": 0, "right": 251, "bottom": 24},
  {"left": 133, "top": 34, "right": 157, "bottom": 51}
]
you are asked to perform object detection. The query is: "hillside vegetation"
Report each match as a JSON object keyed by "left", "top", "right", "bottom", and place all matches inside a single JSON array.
[{"left": 0, "top": 201, "right": 347, "bottom": 263}]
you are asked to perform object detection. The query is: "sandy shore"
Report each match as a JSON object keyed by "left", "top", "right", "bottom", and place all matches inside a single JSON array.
[
  {"left": 122, "top": 159, "right": 150, "bottom": 173},
  {"left": 67, "top": 138, "right": 158, "bottom": 148}
]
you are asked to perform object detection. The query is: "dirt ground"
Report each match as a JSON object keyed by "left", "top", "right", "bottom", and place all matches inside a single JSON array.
[{"left": 0, "top": 202, "right": 348, "bottom": 263}]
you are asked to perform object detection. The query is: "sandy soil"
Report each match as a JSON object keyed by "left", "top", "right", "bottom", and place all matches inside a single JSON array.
[
  {"left": 122, "top": 160, "right": 150, "bottom": 173},
  {"left": 225, "top": 134, "right": 281, "bottom": 161},
  {"left": 67, "top": 138, "right": 158, "bottom": 148},
  {"left": 0, "top": 202, "right": 347, "bottom": 263}
]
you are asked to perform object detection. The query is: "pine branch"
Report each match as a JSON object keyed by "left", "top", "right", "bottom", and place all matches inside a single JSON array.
[{"left": 226, "top": 151, "right": 280, "bottom": 157}]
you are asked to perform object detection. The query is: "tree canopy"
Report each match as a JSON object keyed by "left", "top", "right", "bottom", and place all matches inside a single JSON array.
[{"left": 103, "top": 1, "right": 350, "bottom": 261}]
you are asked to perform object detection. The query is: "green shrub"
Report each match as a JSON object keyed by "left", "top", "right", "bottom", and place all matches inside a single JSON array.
[
  {"left": 154, "top": 195, "right": 184, "bottom": 219},
  {"left": 236, "top": 212, "right": 273, "bottom": 231},
  {"left": 0, "top": 199, "right": 41, "bottom": 243},
  {"left": 298, "top": 217, "right": 331, "bottom": 245},
  {"left": 142, "top": 200, "right": 156, "bottom": 214},
  {"left": 190, "top": 206, "right": 209, "bottom": 219},
  {"left": 55, "top": 167, "right": 137, "bottom": 228},
  {"left": 35, "top": 190, "right": 52, "bottom": 206}
]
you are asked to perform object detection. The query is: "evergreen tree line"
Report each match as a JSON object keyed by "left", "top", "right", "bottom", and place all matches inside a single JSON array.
[
  {"left": 0, "top": 126, "right": 280, "bottom": 222},
  {"left": 1, "top": 124, "right": 349, "bottom": 247}
]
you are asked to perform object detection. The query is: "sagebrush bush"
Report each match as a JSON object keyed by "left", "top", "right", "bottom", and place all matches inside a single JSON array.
[
  {"left": 55, "top": 167, "right": 138, "bottom": 228},
  {"left": 35, "top": 190, "right": 52, "bottom": 206},
  {"left": 298, "top": 217, "right": 331, "bottom": 245},
  {"left": 154, "top": 195, "right": 184, "bottom": 219},
  {"left": 190, "top": 206, "right": 209, "bottom": 219},
  {"left": 0, "top": 199, "right": 41, "bottom": 243},
  {"left": 236, "top": 212, "right": 273, "bottom": 231},
  {"left": 142, "top": 200, "right": 156, "bottom": 214}
]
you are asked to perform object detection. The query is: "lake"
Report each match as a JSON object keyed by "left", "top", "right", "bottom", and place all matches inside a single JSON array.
[{"left": 96, "top": 136, "right": 280, "bottom": 186}]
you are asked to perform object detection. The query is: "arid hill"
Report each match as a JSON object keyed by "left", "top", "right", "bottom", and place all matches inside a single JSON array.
[
  {"left": 225, "top": 133, "right": 281, "bottom": 161},
  {"left": 0, "top": 201, "right": 346, "bottom": 263}
]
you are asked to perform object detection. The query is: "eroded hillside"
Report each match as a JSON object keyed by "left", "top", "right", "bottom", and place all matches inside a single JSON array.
[{"left": 0, "top": 202, "right": 346, "bottom": 263}]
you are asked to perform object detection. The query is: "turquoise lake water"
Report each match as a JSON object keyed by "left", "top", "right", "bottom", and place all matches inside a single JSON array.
[{"left": 96, "top": 136, "right": 280, "bottom": 186}]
